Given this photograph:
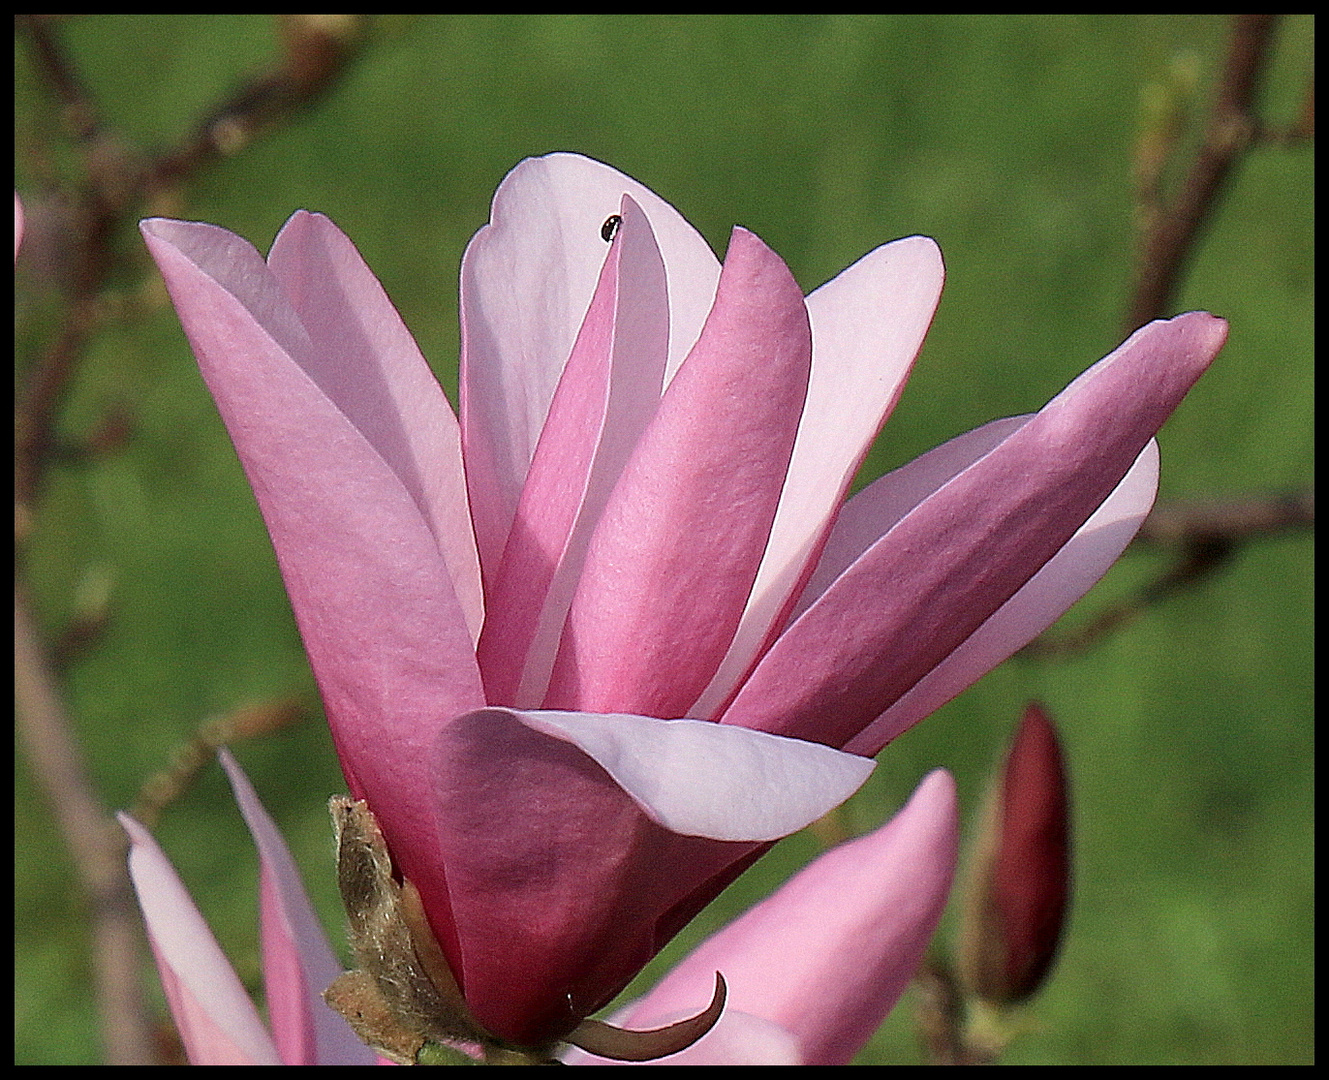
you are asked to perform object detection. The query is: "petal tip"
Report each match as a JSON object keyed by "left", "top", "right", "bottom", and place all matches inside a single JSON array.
[
  {"left": 116, "top": 809, "right": 149, "bottom": 845},
  {"left": 917, "top": 766, "right": 958, "bottom": 807}
]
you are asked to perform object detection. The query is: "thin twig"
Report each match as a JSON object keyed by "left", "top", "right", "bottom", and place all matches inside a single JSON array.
[
  {"left": 148, "top": 15, "right": 368, "bottom": 188},
  {"left": 14, "top": 16, "right": 369, "bottom": 1065},
  {"left": 129, "top": 698, "right": 307, "bottom": 832},
  {"left": 1131, "top": 489, "right": 1314, "bottom": 548},
  {"left": 1022, "top": 489, "right": 1313, "bottom": 659},
  {"left": 914, "top": 958, "right": 1003, "bottom": 1066},
  {"left": 1127, "top": 14, "right": 1284, "bottom": 332},
  {"left": 14, "top": 586, "right": 153, "bottom": 1065}
]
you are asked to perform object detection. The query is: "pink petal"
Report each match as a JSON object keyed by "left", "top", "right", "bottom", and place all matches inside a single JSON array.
[
  {"left": 460, "top": 153, "right": 720, "bottom": 579},
  {"left": 432, "top": 708, "right": 769, "bottom": 1047},
  {"left": 723, "top": 312, "right": 1226, "bottom": 748},
  {"left": 694, "top": 235, "right": 945, "bottom": 718},
  {"left": 119, "top": 813, "right": 281, "bottom": 1065},
  {"left": 544, "top": 227, "right": 812, "bottom": 718},
  {"left": 846, "top": 437, "right": 1158, "bottom": 755},
  {"left": 783, "top": 415, "right": 1158, "bottom": 754},
  {"left": 140, "top": 217, "right": 485, "bottom": 955},
  {"left": 789, "top": 417, "right": 1029, "bottom": 623},
  {"left": 583, "top": 769, "right": 959, "bottom": 1065},
  {"left": 268, "top": 211, "right": 483, "bottom": 642},
  {"left": 218, "top": 750, "right": 375, "bottom": 1065},
  {"left": 476, "top": 195, "right": 669, "bottom": 707},
  {"left": 503, "top": 708, "right": 874, "bottom": 841}
]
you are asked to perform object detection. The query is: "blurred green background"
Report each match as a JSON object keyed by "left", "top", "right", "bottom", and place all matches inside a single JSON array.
[{"left": 15, "top": 14, "right": 1312, "bottom": 1065}]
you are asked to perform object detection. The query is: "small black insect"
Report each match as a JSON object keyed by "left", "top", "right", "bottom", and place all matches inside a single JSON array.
[{"left": 601, "top": 214, "right": 622, "bottom": 242}]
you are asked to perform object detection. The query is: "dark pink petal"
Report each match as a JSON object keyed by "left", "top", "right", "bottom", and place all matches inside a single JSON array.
[
  {"left": 460, "top": 154, "right": 720, "bottom": 580},
  {"left": 432, "top": 707, "right": 871, "bottom": 1045},
  {"left": 120, "top": 813, "right": 281, "bottom": 1065},
  {"left": 845, "top": 437, "right": 1158, "bottom": 755},
  {"left": 219, "top": 750, "right": 375, "bottom": 1065},
  {"left": 577, "top": 769, "right": 959, "bottom": 1065},
  {"left": 476, "top": 195, "right": 669, "bottom": 707},
  {"left": 789, "top": 418, "right": 1028, "bottom": 625},
  {"left": 140, "top": 218, "right": 485, "bottom": 954},
  {"left": 432, "top": 708, "right": 769, "bottom": 1047},
  {"left": 723, "top": 312, "right": 1226, "bottom": 748},
  {"left": 694, "top": 236, "right": 945, "bottom": 718},
  {"left": 543, "top": 228, "right": 813, "bottom": 718}
]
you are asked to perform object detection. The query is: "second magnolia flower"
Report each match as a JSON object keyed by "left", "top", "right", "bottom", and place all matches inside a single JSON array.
[{"left": 142, "top": 152, "right": 1225, "bottom": 1047}]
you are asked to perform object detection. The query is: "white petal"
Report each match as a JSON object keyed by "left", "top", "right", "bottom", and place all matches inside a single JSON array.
[{"left": 506, "top": 709, "right": 875, "bottom": 842}]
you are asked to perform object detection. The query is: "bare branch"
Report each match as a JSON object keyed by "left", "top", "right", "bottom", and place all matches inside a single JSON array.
[
  {"left": 14, "top": 586, "right": 154, "bottom": 1065},
  {"left": 1022, "top": 489, "right": 1312, "bottom": 659},
  {"left": 1127, "top": 14, "right": 1286, "bottom": 331}
]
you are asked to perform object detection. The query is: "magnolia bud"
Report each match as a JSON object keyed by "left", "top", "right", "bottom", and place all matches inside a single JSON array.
[{"left": 958, "top": 702, "right": 1071, "bottom": 1005}]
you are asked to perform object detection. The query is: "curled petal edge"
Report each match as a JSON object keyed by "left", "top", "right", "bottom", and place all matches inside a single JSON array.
[
  {"left": 490, "top": 708, "right": 875, "bottom": 841},
  {"left": 565, "top": 973, "right": 728, "bottom": 1061}
]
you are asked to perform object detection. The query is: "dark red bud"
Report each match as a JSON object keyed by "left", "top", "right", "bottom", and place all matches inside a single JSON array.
[{"left": 960, "top": 701, "right": 1071, "bottom": 1005}]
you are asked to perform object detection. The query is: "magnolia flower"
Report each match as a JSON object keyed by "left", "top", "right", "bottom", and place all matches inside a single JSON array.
[
  {"left": 140, "top": 152, "right": 1225, "bottom": 1048},
  {"left": 121, "top": 754, "right": 958, "bottom": 1065}
]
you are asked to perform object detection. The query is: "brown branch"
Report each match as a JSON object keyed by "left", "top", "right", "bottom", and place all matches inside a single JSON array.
[
  {"left": 1022, "top": 489, "right": 1313, "bottom": 659},
  {"left": 148, "top": 15, "right": 369, "bottom": 188},
  {"left": 14, "top": 16, "right": 370, "bottom": 1064},
  {"left": 129, "top": 698, "right": 307, "bottom": 832},
  {"left": 15, "top": 18, "right": 123, "bottom": 508},
  {"left": 1130, "top": 489, "right": 1314, "bottom": 548},
  {"left": 15, "top": 15, "right": 368, "bottom": 512},
  {"left": 914, "top": 958, "right": 1004, "bottom": 1065},
  {"left": 1126, "top": 14, "right": 1284, "bottom": 331},
  {"left": 14, "top": 586, "right": 154, "bottom": 1065},
  {"left": 15, "top": 15, "right": 103, "bottom": 144}
]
